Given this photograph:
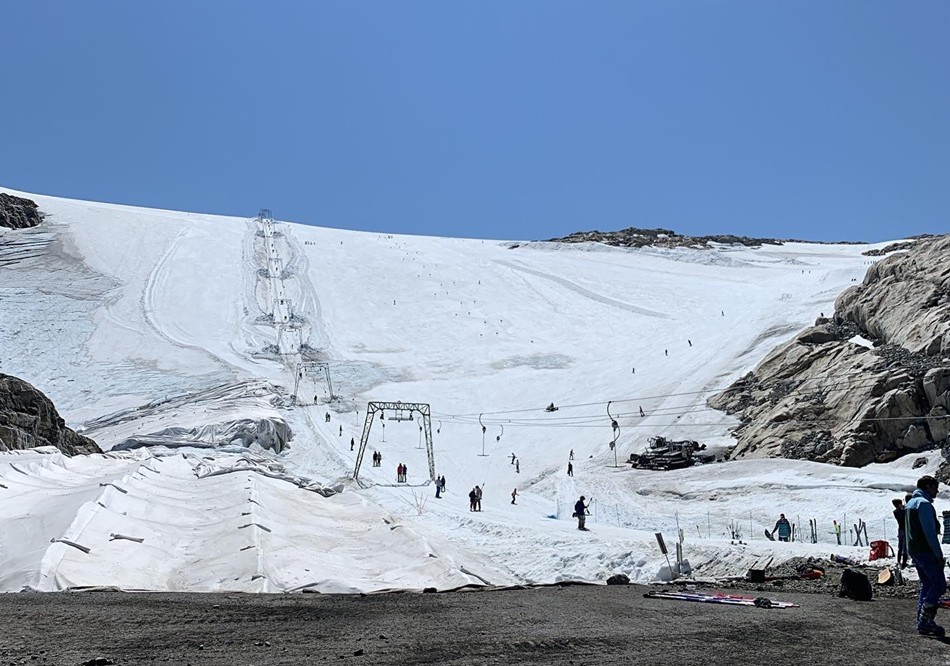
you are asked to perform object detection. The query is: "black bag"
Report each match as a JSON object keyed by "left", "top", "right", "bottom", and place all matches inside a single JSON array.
[{"left": 839, "top": 568, "right": 873, "bottom": 601}]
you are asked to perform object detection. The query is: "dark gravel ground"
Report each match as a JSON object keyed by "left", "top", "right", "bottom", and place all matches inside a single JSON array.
[{"left": 1, "top": 583, "right": 946, "bottom": 666}]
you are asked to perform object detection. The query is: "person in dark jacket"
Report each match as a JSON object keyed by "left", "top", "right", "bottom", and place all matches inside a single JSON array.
[
  {"left": 892, "top": 498, "right": 908, "bottom": 568},
  {"left": 906, "top": 476, "right": 946, "bottom": 637},
  {"left": 574, "top": 496, "right": 590, "bottom": 531},
  {"left": 771, "top": 514, "right": 791, "bottom": 542}
]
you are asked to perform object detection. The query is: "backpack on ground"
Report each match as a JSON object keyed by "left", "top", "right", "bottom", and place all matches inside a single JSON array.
[{"left": 839, "top": 568, "right": 873, "bottom": 601}]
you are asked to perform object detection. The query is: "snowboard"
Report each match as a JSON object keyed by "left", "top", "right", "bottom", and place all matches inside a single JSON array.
[{"left": 764, "top": 530, "right": 775, "bottom": 541}]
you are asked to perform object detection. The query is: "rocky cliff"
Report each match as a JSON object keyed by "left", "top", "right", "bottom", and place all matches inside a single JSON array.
[
  {"left": 0, "top": 374, "right": 101, "bottom": 455},
  {"left": 708, "top": 235, "right": 950, "bottom": 469},
  {"left": 547, "top": 227, "right": 862, "bottom": 249},
  {"left": 0, "top": 193, "right": 43, "bottom": 230}
]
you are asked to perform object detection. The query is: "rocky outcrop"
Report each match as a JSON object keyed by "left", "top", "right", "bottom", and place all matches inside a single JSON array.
[
  {"left": 0, "top": 193, "right": 43, "bottom": 230},
  {"left": 708, "top": 235, "right": 950, "bottom": 469},
  {"left": 0, "top": 374, "right": 101, "bottom": 455},
  {"left": 547, "top": 227, "right": 863, "bottom": 249}
]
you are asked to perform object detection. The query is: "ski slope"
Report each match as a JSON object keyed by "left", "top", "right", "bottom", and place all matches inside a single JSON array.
[{"left": 0, "top": 186, "right": 921, "bottom": 593}]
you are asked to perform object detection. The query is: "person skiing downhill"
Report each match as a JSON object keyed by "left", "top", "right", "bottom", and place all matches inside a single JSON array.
[
  {"left": 574, "top": 496, "right": 590, "bottom": 531},
  {"left": 511, "top": 488, "right": 518, "bottom": 505},
  {"left": 906, "top": 475, "right": 947, "bottom": 637}
]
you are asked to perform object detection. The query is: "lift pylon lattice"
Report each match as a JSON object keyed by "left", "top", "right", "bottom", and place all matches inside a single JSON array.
[
  {"left": 292, "top": 362, "right": 334, "bottom": 405},
  {"left": 354, "top": 402, "right": 435, "bottom": 482}
]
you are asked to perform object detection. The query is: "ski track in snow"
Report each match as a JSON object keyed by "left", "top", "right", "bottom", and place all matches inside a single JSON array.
[
  {"left": 495, "top": 259, "right": 672, "bottom": 319},
  {"left": 0, "top": 186, "right": 914, "bottom": 593}
]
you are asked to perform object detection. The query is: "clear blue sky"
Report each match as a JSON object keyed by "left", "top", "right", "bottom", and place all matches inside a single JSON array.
[{"left": 2, "top": 2, "right": 947, "bottom": 242}]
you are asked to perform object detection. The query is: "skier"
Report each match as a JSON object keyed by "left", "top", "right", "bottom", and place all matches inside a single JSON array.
[
  {"left": 435, "top": 481, "right": 441, "bottom": 499},
  {"left": 664, "top": 349, "right": 668, "bottom": 357},
  {"left": 511, "top": 488, "right": 518, "bottom": 505},
  {"left": 350, "top": 437, "right": 355, "bottom": 452},
  {"left": 688, "top": 339, "right": 692, "bottom": 347},
  {"left": 339, "top": 425, "right": 343, "bottom": 437},
  {"left": 771, "top": 514, "right": 792, "bottom": 542},
  {"left": 474, "top": 485, "right": 483, "bottom": 512},
  {"left": 906, "top": 475, "right": 947, "bottom": 636},
  {"left": 439, "top": 475, "right": 446, "bottom": 493},
  {"left": 574, "top": 496, "right": 590, "bottom": 531},
  {"left": 567, "top": 462, "right": 573, "bottom": 477},
  {"left": 468, "top": 488, "right": 477, "bottom": 512},
  {"left": 892, "top": 498, "right": 908, "bottom": 568},
  {"left": 325, "top": 412, "right": 331, "bottom": 423},
  {"left": 516, "top": 459, "right": 520, "bottom": 474},
  {"left": 511, "top": 453, "right": 516, "bottom": 465},
  {"left": 569, "top": 449, "right": 574, "bottom": 461},
  {"left": 639, "top": 406, "right": 645, "bottom": 418},
  {"left": 396, "top": 463, "right": 402, "bottom": 483},
  {"left": 403, "top": 463, "right": 408, "bottom": 482}
]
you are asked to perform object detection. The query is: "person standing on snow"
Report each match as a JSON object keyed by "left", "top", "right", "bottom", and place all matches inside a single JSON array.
[
  {"left": 574, "top": 496, "right": 590, "bottom": 531},
  {"left": 468, "top": 488, "right": 477, "bottom": 512},
  {"left": 569, "top": 449, "right": 574, "bottom": 461},
  {"left": 906, "top": 475, "right": 947, "bottom": 637},
  {"left": 515, "top": 459, "right": 520, "bottom": 474},
  {"left": 567, "top": 462, "right": 573, "bottom": 477},
  {"left": 474, "top": 485, "right": 483, "bottom": 512},
  {"left": 350, "top": 437, "right": 355, "bottom": 451},
  {"left": 511, "top": 488, "right": 518, "bottom": 505},
  {"left": 771, "top": 514, "right": 791, "bottom": 542}
]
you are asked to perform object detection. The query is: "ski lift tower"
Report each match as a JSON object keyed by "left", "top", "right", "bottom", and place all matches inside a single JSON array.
[
  {"left": 354, "top": 401, "right": 435, "bottom": 482},
  {"left": 292, "top": 361, "right": 334, "bottom": 405}
]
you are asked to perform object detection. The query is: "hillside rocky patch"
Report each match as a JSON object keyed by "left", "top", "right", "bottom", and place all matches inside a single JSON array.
[
  {"left": 708, "top": 235, "right": 950, "bottom": 472},
  {"left": 547, "top": 226, "right": 862, "bottom": 249},
  {"left": 0, "top": 193, "right": 43, "bottom": 230},
  {"left": 0, "top": 373, "right": 101, "bottom": 455}
]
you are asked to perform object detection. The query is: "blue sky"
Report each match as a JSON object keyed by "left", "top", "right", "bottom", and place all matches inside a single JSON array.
[{"left": 1, "top": 2, "right": 947, "bottom": 242}]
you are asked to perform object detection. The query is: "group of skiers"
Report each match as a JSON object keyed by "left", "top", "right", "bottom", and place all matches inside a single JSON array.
[
  {"left": 396, "top": 463, "right": 408, "bottom": 483},
  {"left": 371, "top": 451, "right": 382, "bottom": 467}
]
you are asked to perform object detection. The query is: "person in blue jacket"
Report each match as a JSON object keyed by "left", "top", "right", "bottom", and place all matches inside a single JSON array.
[
  {"left": 771, "top": 514, "right": 792, "bottom": 542},
  {"left": 906, "top": 475, "right": 946, "bottom": 637}
]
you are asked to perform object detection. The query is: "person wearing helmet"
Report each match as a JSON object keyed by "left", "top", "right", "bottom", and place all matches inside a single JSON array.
[{"left": 574, "top": 496, "right": 590, "bottom": 531}]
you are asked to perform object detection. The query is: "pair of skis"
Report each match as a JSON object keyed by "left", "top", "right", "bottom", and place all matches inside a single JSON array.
[{"left": 644, "top": 591, "right": 799, "bottom": 609}]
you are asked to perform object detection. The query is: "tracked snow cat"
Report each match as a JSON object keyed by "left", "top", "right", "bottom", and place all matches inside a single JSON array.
[{"left": 628, "top": 436, "right": 710, "bottom": 470}]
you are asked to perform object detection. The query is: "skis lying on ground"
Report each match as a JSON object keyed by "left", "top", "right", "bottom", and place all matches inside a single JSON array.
[{"left": 644, "top": 591, "right": 799, "bottom": 609}]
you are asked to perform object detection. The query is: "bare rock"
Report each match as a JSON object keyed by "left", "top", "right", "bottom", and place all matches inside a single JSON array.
[
  {"left": 0, "top": 374, "right": 101, "bottom": 455},
  {"left": 709, "top": 234, "right": 950, "bottom": 468},
  {"left": 0, "top": 193, "right": 42, "bottom": 229}
]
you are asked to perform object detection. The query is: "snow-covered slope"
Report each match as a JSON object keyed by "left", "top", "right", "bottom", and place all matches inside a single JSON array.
[{"left": 0, "top": 187, "right": 916, "bottom": 592}]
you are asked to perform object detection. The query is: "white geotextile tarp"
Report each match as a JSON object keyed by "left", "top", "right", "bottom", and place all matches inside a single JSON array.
[{"left": 17, "top": 452, "right": 508, "bottom": 593}]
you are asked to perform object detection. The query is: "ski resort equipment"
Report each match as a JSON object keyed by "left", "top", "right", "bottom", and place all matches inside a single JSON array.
[
  {"left": 655, "top": 533, "right": 675, "bottom": 580},
  {"left": 607, "top": 401, "right": 620, "bottom": 467},
  {"left": 868, "top": 540, "right": 894, "bottom": 561},
  {"left": 478, "top": 414, "right": 488, "bottom": 457},
  {"left": 643, "top": 591, "right": 798, "bottom": 609},
  {"left": 354, "top": 402, "right": 435, "bottom": 482},
  {"left": 627, "top": 436, "right": 706, "bottom": 471}
]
